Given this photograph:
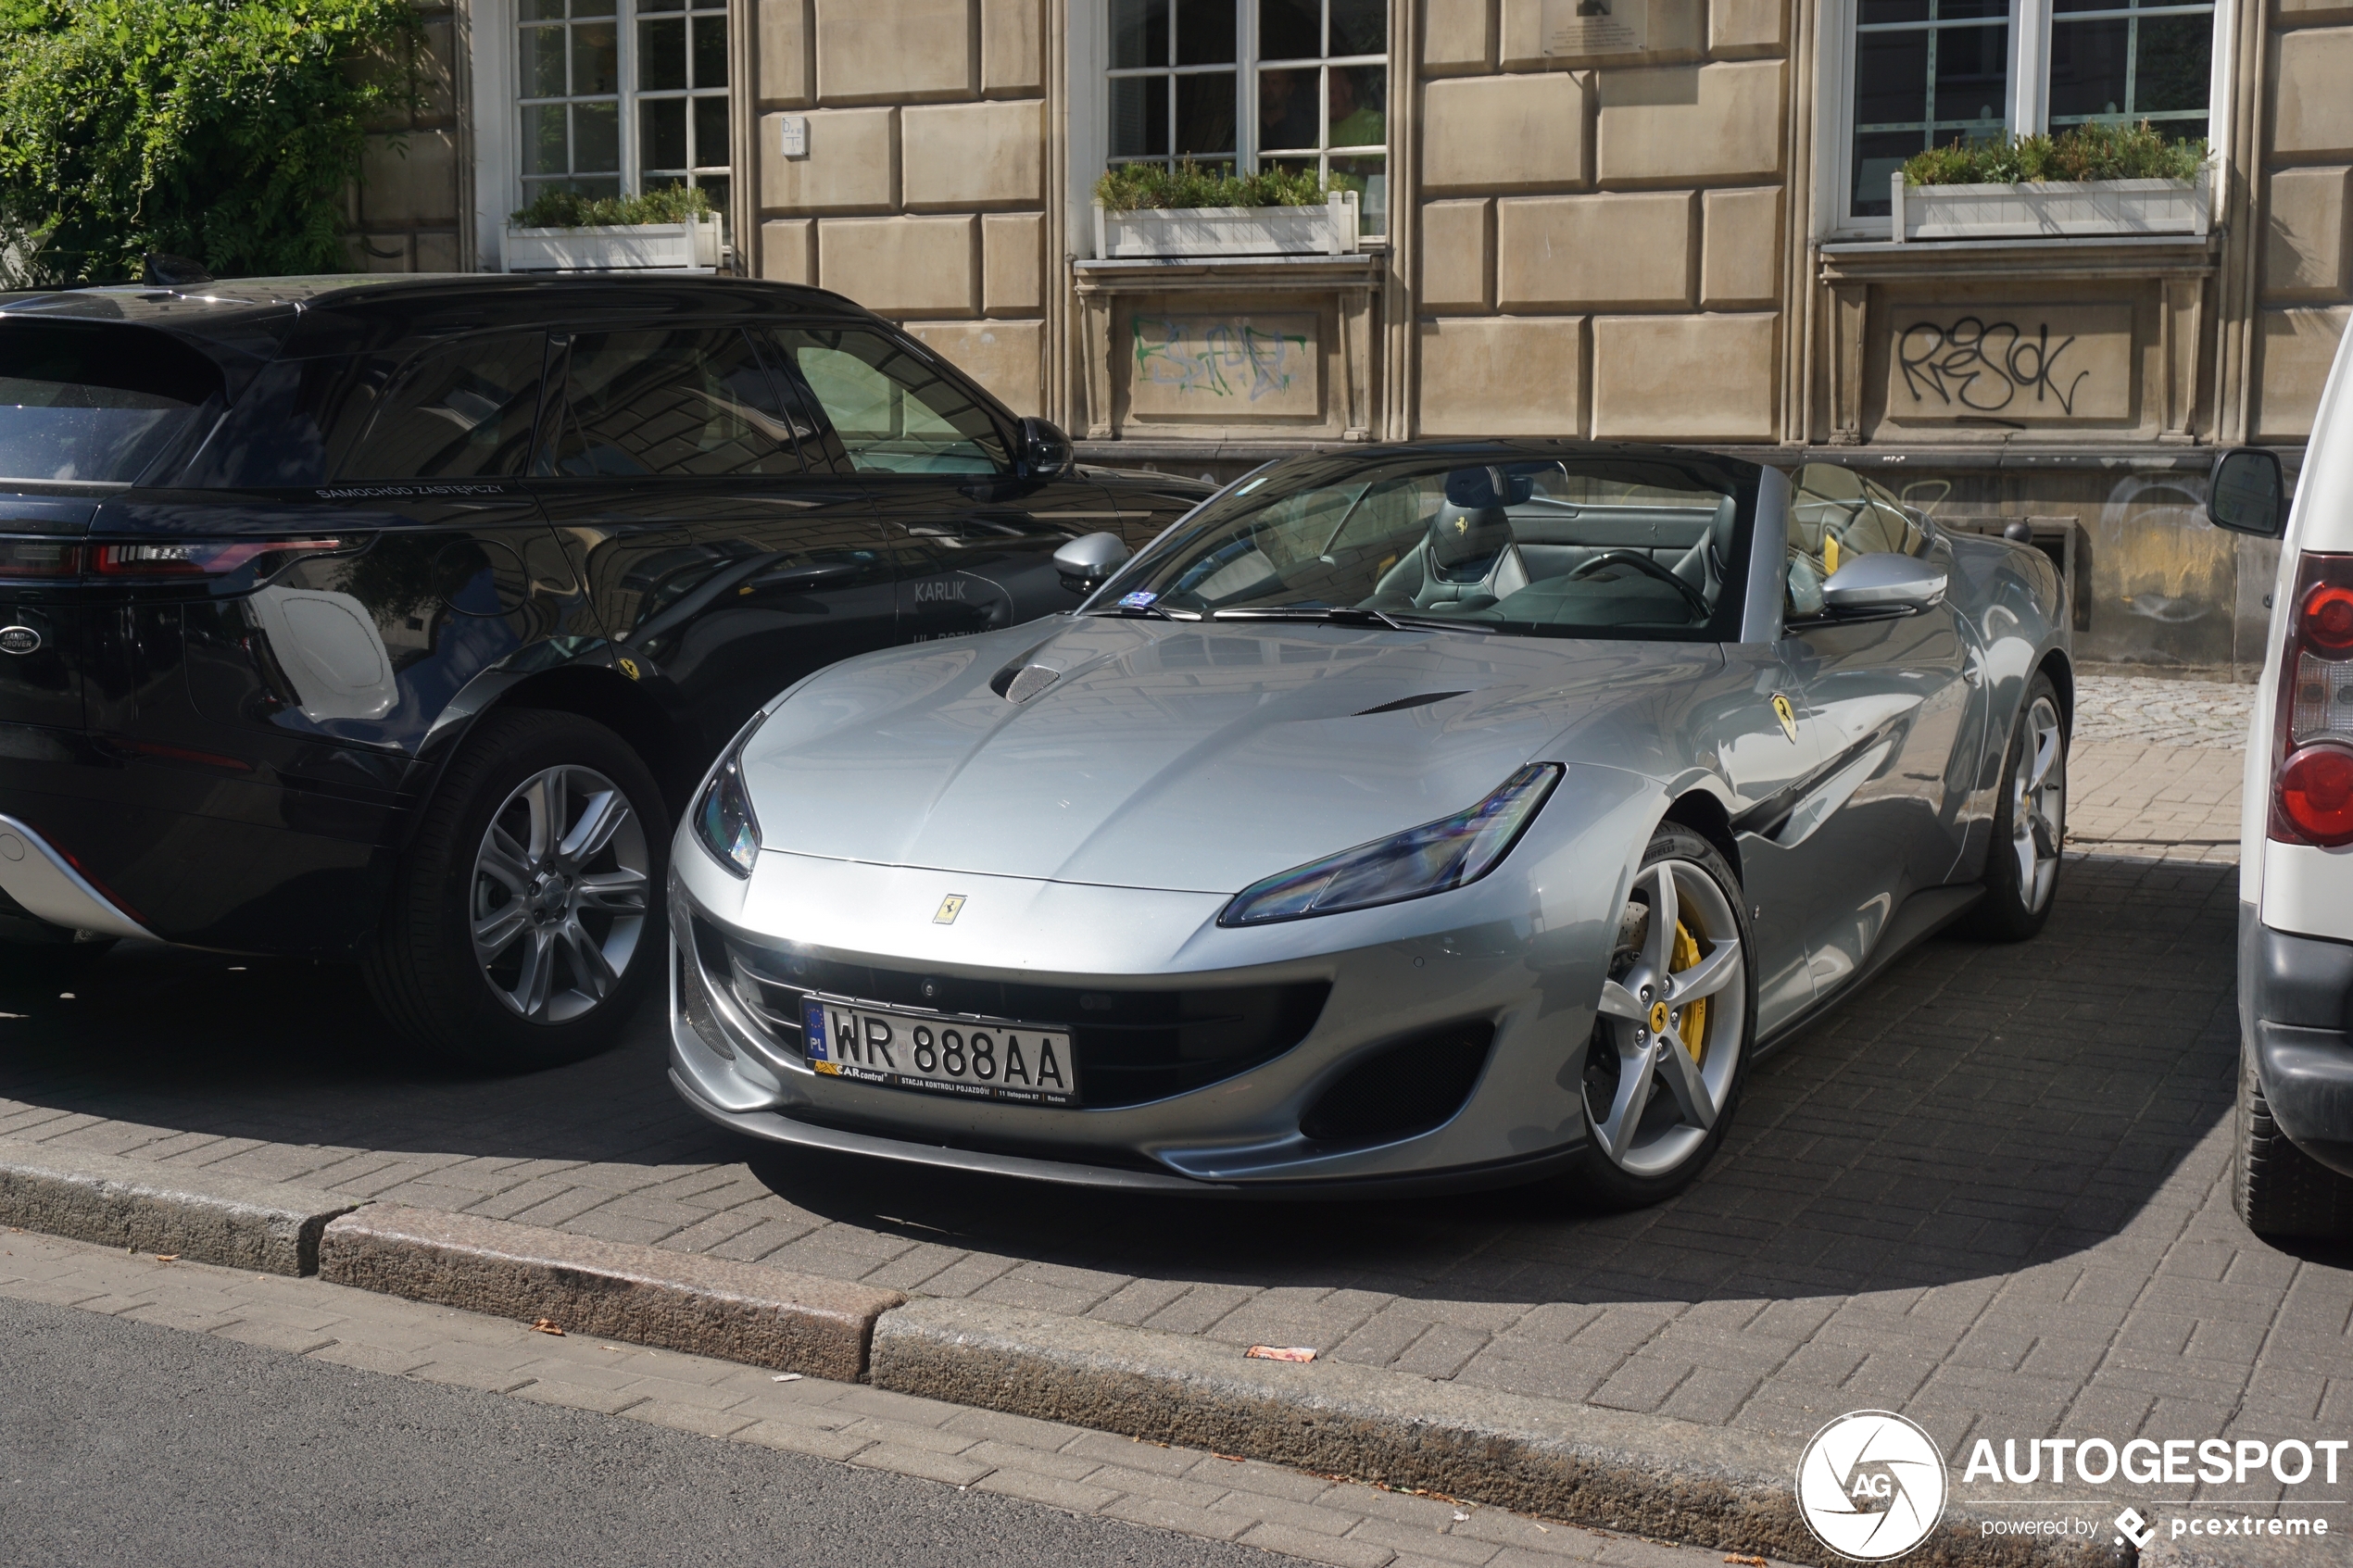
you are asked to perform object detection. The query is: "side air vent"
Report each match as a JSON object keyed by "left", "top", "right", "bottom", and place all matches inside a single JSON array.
[
  {"left": 1299, "top": 1022, "right": 1494, "bottom": 1147},
  {"left": 1354, "top": 690, "right": 1468, "bottom": 716}
]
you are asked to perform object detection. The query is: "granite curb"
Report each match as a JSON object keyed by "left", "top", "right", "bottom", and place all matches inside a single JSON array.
[
  {"left": 0, "top": 1136, "right": 359, "bottom": 1274},
  {"left": 0, "top": 1145, "right": 2134, "bottom": 1568},
  {"left": 868, "top": 1298, "right": 2131, "bottom": 1568},
  {"left": 319, "top": 1203, "right": 902, "bottom": 1382}
]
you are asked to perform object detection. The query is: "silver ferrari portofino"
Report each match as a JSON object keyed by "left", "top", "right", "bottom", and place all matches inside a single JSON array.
[{"left": 666, "top": 445, "right": 2070, "bottom": 1201}]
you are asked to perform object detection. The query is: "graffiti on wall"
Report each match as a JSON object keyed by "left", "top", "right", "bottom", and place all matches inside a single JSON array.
[
  {"left": 1881, "top": 303, "right": 2133, "bottom": 425},
  {"left": 1127, "top": 314, "right": 1319, "bottom": 418}
]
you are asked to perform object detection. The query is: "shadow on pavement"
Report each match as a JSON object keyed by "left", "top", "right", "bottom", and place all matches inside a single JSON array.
[{"left": 0, "top": 854, "right": 2248, "bottom": 1312}]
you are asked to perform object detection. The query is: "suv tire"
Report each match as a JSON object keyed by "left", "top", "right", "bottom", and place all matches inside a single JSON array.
[
  {"left": 2235, "top": 1044, "right": 2353, "bottom": 1239},
  {"left": 364, "top": 709, "right": 668, "bottom": 1072}
]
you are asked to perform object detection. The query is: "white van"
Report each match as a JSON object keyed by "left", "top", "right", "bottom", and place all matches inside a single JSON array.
[{"left": 2208, "top": 319, "right": 2353, "bottom": 1237}]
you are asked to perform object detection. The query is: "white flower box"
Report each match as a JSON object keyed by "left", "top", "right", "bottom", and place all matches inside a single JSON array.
[
  {"left": 1890, "top": 166, "right": 2211, "bottom": 243},
  {"left": 1094, "top": 191, "right": 1360, "bottom": 259},
  {"left": 502, "top": 214, "right": 723, "bottom": 273}
]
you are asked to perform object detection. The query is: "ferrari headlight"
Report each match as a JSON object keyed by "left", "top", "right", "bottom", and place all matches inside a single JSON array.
[
  {"left": 1218, "top": 763, "right": 1562, "bottom": 927},
  {"left": 692, "top": 744, "right": 761, "bottom": 878}
]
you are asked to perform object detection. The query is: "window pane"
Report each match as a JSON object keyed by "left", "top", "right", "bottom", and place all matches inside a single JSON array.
[
  {"left": 1258, "top": 66, "right": 1318, "bottom": 150},
  {"left": 1939, "top": 0, "right": 2007, "bottom": 17},
  {"left": 772, "top": 328, "right": 1009, "bottom": 477},
  {"left": 1258, "top": 0, "right": 1318, "bottom": 59},
  {"left": 696, "top": 174, "right": 730, "bottom": 215},
  {"left": 1853, "top": 32, "right": 1928, "bottom": 127},
  {"left": 1330, "top": 152, "right": 1385, "bottom": 233},
  {"left": 694, "top": 95, "right": 730, "bottom": 169},
  {"left": 572, "top": 20, "right": 618, "bottom": 94},
  {"left": 2137, "top": 16, "right": 2212, "bottom": 115},
  {"left": 643, "top": 98, "right": 687, "bottom": 172},
  {"left": 1111, "top": 75, "right": 1169, "bottom": 157},
  {"left": 574, "top": 101, "right": 620, "bottom": 172},
  {"left": 1852, "top": 131, "right": 1920, "bottom": 216},
  {"left": 557, "top": 330, "right": 803, "bottom": 478},
  {"left": 692, "top": 14, "right": 728, "bottom": 88},
  {"left": 1329, "top": 0, "right": 1386, "bottom": 56},
  {"left": 521, "top": 0, "right": 563, "bottom": 19},
  {"left": 640, "top": 17, "right": 686, "bottom": 91},
  {"left": 1112, "top": 0, "right": 1168, "bottom": 68},
  {"left": 1856, "top": 0, "right": 1928, "bottom": 21},
  {"left": 524, "top": 103, "right": 570, "bottom": 175},
  {"left": 638, "top": 0, "right": 683, "bottom": 9},
  {"left": 571, "top": 0, "right": 614, "bottom": 16},
  {"left": 1331, "top": 63, "right": 1384, "bottom": 146},
  {"left": 1935, "top": 21, "right": 2007, "bottom": 127},
  {"left": 520, "top": 25, "right": 566, "bottom": 96},
  {"left": 1175, "top": 69, "right": 1237, "bottom": 157},
  {"left": 344, "top": 335, "right": 546, "bottom": 481},
  {"left": 1176, "top": 0, "right": 1236, "bottom": 64},
  {"left": 2049, "top": 18, "right": 2130, "bottom": 119}
]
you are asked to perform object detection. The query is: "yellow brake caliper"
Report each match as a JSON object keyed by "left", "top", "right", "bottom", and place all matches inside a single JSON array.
[{"left": 1670, "top": 922, "right": 1707, "bottom": 1065}]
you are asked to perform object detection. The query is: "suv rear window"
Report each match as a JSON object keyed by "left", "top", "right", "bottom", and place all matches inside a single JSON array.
[{"left": 0, "top": 319, "right": 225, "bottom": 483}]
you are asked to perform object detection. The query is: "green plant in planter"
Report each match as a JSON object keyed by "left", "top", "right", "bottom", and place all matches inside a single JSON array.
[
  {"left": 1902, "top": 120, "right": 2208, "bottom": 186},
  {"left": 0, "top": 0, "right": 424, "bottom": 284},
  {"left": 1094, "top": 160, "right": 1327, "bottom": 212},
  {"left": 510, "top": 183, "right": 714, "bottom": 231}
]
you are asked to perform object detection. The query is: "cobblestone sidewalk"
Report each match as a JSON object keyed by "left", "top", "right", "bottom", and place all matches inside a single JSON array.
[{"left": 0, "top": 720, "right": 2344, "bottom": 1516}]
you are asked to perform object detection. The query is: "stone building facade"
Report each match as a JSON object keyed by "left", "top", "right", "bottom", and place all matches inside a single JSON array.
[{"left": 385, "top": 0, "right": 2351, "bottom": 671}]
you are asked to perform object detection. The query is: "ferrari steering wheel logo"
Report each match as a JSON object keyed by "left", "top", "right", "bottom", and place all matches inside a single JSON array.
[{"left": 1771, "top": 692, "right": 1798, "bottom": 743}]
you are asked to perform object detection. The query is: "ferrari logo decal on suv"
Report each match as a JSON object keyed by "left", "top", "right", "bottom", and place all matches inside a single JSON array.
[
  {"left": 1771, "top": 693, "right": 1798, "bottom": 743},
  {"left": 933, "top": 894, "right": 967, "bottom": 925}
]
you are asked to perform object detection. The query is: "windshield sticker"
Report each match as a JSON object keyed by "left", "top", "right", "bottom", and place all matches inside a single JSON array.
[{"left": 1118, "top": 590, "right": 1159, "bottom": 609}]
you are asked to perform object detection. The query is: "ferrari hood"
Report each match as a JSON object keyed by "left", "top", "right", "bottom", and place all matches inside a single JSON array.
[{"left": 736, "top": 618, "right": 1718, "bottom": 895}]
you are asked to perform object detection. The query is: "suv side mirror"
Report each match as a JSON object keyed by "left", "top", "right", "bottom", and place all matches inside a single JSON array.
[
  {"left": 2208, "top": 447, "right": 2286, "bottom": 538},
  {"left": 1821, "top": 552, "right": 1948, "bottom": 613},
  {"left": 1017, "top": 417, "right": 1075, "bottom": 481},
  {"left": 1052, "top": 531, "right": 1129, "bottom": 591}
]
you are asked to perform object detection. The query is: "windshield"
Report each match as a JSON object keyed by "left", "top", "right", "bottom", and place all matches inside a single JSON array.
[
  {"left": 1101, "top": 452, "right": 1757, "bottom": 641},
  {"left": 0, "top": 319, "right": 224, "bottom": 484}
]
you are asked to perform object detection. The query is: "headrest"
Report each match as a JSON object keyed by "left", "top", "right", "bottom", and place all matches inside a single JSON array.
[
  {"left": 1428, "top": 503, "right": 1514, "bottom": 576},
  {"left": 1442, "top": 466, "right": 1535, "bottom": 508}
]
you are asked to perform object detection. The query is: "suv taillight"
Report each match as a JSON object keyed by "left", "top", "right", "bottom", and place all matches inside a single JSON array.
[
  {"left": 90, "top": 538, "right": 347, "bottom": 579},
  {"left": 2272, "top": 553, "right": 2353, "bottom": 847}
]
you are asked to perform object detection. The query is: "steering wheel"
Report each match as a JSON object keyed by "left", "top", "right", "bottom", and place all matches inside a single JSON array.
[{"left": 1565, "top": 550, "right": 1713, "bottom": 618}]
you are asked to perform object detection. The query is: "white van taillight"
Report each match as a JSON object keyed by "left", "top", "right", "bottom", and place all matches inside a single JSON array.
[{"left": 2273, "top": 553, "right": 2353, "bottom": 847}]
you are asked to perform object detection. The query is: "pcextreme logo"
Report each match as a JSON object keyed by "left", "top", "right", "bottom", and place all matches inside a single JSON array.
[{"left": 1795, "top": 1411, "right": 1949, "bottom": 1561}]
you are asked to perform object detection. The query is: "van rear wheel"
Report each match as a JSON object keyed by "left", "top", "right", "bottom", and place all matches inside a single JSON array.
[
  {"left": 2236, "top": 1045, "right": 2353, "bottom": 1240},
  {"left": 364, "top": 709, "right": 668, "bottom": 1073}
]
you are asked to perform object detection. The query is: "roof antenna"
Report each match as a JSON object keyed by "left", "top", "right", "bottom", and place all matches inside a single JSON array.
[{"left": 142, "top": 251, "right": 213, "bottom": 288}]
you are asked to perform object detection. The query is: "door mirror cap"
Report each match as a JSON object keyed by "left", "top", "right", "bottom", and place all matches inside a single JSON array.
[
  {"left": 1052, "top": 531, "right": 1130, "bottom": 589},
  {"left": 1821, "top": 552, "right": 1948, "bottom": 613},
  {"left": 2208, "top": 447, "right": 2286, "bottom": 538},
  {"left": 1017, "top": 417, "right": 1076, "bottom": 481}
]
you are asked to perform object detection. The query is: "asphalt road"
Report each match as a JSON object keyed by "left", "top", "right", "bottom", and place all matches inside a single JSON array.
[{"left": 0, "top": 1295, "right": 1281, "bottom": 1568}]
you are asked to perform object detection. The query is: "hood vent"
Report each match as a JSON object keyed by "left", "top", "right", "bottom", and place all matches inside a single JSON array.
[
  {"left": 1354, "top": 690, "right": 1467, "bottom": 717},
  {"left": 991, "top": 663, "right": 1062, "bottom": 704}
]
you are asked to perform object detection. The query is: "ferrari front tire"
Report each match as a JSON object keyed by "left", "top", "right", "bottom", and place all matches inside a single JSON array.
[
  {"left": 1565, "top": 825, "right": 1755, "bottom": 1210},
  {"left": 2235, "top": 1044, "right": 2353, "bottom": 1240}
]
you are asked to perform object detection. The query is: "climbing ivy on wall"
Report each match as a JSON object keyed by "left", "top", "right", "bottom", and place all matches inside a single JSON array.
[{"left": 0, "top": 0, "right": 421, "bottom": 283}]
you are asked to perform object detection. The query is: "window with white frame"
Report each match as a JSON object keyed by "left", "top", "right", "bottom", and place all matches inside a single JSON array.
[
  {"left": 517, "top": 0, "right": 731, "bottom": 219},
  {"left": 1840, "top": 0, "right": 2215, "bottom": 223},
  {"left": 1105, "top": 0, "right": 1390, "bottom": 237}
]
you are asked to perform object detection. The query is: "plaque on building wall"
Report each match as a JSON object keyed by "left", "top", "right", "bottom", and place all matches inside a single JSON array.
[
  {"left": 1541, "top": 0, "right": 1648, "bottom": 56},
  {"left": 1880, "top": 305, "right": 2135, "bottom": 426},
  {"left": 1126, "top": 314, "right": 1322, "bottom": 420}
]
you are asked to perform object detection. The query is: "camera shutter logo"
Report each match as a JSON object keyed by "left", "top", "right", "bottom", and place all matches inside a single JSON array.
[
  {"left": 1795, "top": 1411, "right": 1948, "bottom": 1561},
  {"left": 0, "top": 625, "right": 41, "bottom": 656}
]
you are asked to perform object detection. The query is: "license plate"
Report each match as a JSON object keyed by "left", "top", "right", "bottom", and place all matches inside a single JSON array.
[{"left": 801, "top": 996, "right": 1079, "bottom": 1107}]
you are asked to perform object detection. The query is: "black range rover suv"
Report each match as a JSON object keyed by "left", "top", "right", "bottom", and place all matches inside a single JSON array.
[{"left": 0, "top": 274, "right": 1208, "bottom": 1067}]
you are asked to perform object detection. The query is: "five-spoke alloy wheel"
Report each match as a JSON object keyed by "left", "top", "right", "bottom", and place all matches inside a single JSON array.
[
  {"left": 1570, "top": 826, "right": 1755, "bottom": 1206},
  {"left": 1962, "top": 670, "right": 2068, "bottom": 942},
  {"left": 364, "top": 709, "right": 671, "bottom": 1071}
]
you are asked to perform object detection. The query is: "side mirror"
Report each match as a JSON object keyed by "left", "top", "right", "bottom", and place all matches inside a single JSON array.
[
  {"left": 2208, "top": 447, "right": 2286, "bottom": 538},
  {"left": 1017, "top": 417, "right": 1075, "bottom": 481},
  {"left": 1052, "top": 531, "right": 1129, "bottom": 591},
  {"left": 1821, "top": 552, "right": 1948, "bottom": 613}
]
